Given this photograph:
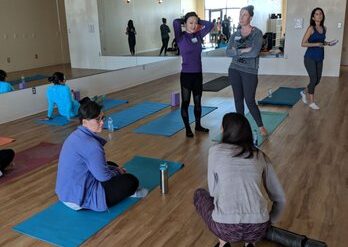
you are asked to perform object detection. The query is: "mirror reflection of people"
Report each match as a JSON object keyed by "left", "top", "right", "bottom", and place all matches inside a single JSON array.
[
  {"left": 159, "top": 18, "right": 171, "bottom": 56},
  {"left": 126, "top": 20, "right": 137, "bottom": 56},
  {"left": 222, "top": 15, "right": 231, "bottom": 41},
  {"left": 55, "top": 97, "right": 144, "bottom": 212},
  {"left": 210, "top": 19, "right": 218, "bottom": 47},
  {"left": 0, "top": 70, "right": 14, "bottom": 94},
  {"left": 46, "top": 72, "right": 80, "bottom": 120},
  {"left": 226, "top": 5, "right": 268, "bottom": 136},
  {"left": 173, "top": 12, "right": 213, "bottom": 138},
  {"left": 0, "top": 149, "right": 15, "bottom": 178},
  {"left": 194, "top": 113, "right": 286, "bottom": 247},
  {"left": 301, "top": 7, "right": 335, "bottom": 110}
]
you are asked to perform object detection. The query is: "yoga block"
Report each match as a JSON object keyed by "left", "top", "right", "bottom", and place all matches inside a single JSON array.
[
  {"left": 171, "top": 92, "right": 180, "bottom": 107},
  {"left": 72, "top": 90, "right": 81, "bottom": 101},
  {"left": 266, "top": 226, "right": 307, "bottom": 247}
]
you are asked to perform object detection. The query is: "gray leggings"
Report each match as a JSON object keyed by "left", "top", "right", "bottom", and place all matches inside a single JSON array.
[
  {"left": 229, "top": 68, "right": 263, "bottom": 127},
  {"left": 304, "top": 57, "right": 323, "bottom": 94}
]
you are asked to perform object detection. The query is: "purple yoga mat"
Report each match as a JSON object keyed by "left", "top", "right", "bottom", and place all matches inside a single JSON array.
[{"left": 0, "top": 142, "right": 62, "bottom": 185}]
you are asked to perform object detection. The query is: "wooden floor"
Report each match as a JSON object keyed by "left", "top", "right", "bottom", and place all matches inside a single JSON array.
[{"left": 0, "top": 68, "right": 347, "bottom": 247}]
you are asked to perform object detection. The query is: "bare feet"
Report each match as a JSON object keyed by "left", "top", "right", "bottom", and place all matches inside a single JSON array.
[{"left": 259, "top": 126, "right": 268, "bottom": 136}]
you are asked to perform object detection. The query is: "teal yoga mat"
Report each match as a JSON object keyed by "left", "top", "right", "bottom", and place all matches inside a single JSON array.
[
  {"left": 36, "top": 115, "right": 71, "bottom": 126},
  {"left": 134, "top": 106, "right": 218, "bottom": 136},
  {"left": 13, "top": 155, "right": 184, "bottom": 247},
  {"left": 258, "top": 87, "right": 305, "bottom": 107},
  {"left": 212, "top": 111, "right": 288, "bottom": 145},
  {"left": 102, "top": 98, "right": 128, "bottom": 111},
  {"left": 103, "top": 101, "right": 170, "bottom": 130}
]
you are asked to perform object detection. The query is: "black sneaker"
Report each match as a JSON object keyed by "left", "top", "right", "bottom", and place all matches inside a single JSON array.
[
  {"left": 186, "top": 129, "right": 194, "bottom": 138},
  {"left": 195, "top": 125, "right": 209, "bottom": 133}
]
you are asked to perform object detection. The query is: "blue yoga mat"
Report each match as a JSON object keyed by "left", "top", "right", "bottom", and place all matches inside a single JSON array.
[
  {"left": 13, "top": 155, "right": 184, "bottom": 247},
  {"left": 134, "top": 106, "right": 217, "bottom": 136},
  {"left": 36, "top": 115, "right": 71, "bottom": 126},
  {"left": 102, "top": 98, "right": 128, "bottom": 111},
  {"left": 103, "top": 101, "right": 170, "bottom": 130},
  {"left": 258, "top": 87, "right": 305, "bottom": 107},
  {"left": 212, "top": 111, "right": 288, "bottom": 145},
  {"left": 9, "top": 74, "right": 48, "bottom": 85}
]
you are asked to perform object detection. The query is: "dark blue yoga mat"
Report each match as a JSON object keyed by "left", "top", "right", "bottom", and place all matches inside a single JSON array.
[
  {"left": 258, "top": 87, "right": 305, "bottom": 107},
  {"left": 9, "top": 74, "right": 48, "bottom": 85},
  {"left": 13, "top": 155, "right": 184, "bottom": 247},
  {"left": 102, "top": 98, "right": 128, "bottom": 111},
  {"left": 36, "top": 115, "right": 71, "bottom": 126},
  {"left": 103, "top": 101, "right": 170, "bottom": 130},
  {"left": 134, "top": 106, "right": 218, "bottom": 136},
  {"left": 212, "top": 111, "right": 288, "bottom": 145}
]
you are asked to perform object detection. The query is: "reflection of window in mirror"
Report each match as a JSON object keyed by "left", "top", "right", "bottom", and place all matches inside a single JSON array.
[{"left": 204, "top": 0, "right": 287, "bottom": 58}]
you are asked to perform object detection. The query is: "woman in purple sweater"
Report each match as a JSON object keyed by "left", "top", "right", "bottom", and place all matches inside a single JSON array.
[{"left": 173, "top": 12, "right": 213, "bottom": 138}]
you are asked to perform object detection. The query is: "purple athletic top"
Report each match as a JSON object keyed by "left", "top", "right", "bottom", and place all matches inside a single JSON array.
[{"left": 173, "top": 19, "right": 213, "bottom": 73}]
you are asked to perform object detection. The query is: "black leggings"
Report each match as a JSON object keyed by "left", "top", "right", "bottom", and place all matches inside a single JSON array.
[
  {"left": 180, "top": 72, "right": 203, "bottom": 129},
  {"left": 229, "top": 68, "right": 263, "bottom": 127},
  {"left": 160, "top": 37, "right": 169, "bottom": 55},
  {"left": 304, "top": 57, "right": 323, "bottom": 94},
  {"left": 101, "top": 162, "right": 139, "bottom": 207},
  {"left": 0, "top": 149, "right": 15, "bottom": 173}
]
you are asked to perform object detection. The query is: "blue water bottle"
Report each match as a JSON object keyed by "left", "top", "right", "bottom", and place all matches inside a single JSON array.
[{"left": 107, "top": 117, "right": 114, "bottom": 132}]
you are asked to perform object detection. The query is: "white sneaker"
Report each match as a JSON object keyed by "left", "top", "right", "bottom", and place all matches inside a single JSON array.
[
  {"left": 131, "top": 187, "right": 149, "bottom": 198},
  {"left": 300, "top": 91, "right": 307, "bottom": 104},
  {"left": 309, "top": 102, "right": 320, "bottom": 110}
]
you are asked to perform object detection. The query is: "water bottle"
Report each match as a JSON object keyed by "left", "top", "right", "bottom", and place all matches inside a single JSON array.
[
  {"left": 107, "top": 117, "right": 114, "bottom": 132},
  {"left": 159, "top": 162, "right": 168, "bottom": 194},
  {"left": 253, "top": 129, "right": 258, "bottom": 147},
  {"left": 268, "top": 88, "right": 273, "bottom": 98},
  {"left": 19, "top": 75, "right": 26, "bottom": 89}
]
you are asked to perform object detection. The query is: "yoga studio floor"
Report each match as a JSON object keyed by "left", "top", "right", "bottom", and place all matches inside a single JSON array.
[{"left": 1, "top": 68, "right": 347, "bottom": 247}]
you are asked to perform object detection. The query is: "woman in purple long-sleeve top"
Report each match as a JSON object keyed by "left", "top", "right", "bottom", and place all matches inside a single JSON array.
[{"left": 173, "top": 12, "right": 213, "bottom": 138}]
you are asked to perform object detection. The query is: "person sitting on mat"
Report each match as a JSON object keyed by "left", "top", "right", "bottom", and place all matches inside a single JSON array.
[
  {"left": 193, "top": 113, "right": 286, "bottom": 247},
  {"left": 56, "top": 97, "right": 147, "bottom": 211},
  {"left": 46, "top": 72, "right": 80, "bottom": 120},
  {"left": 0, "top": 149, "right": 15, "bottom": 177},
  {"left": 0, "top": 70, "right": 14, "bottom": 94}
]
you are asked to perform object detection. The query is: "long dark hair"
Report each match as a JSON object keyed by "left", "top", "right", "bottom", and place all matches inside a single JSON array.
[
  {"left": 0, "top": 70, "right": 7, "bottom": 81},
  {"left": 127, "top": 20, "right": 135, "bottom": 30},
  {"left": 221, "top": 113, "right": 257, "bottom": 158},
  {"left": 184, "top": 12, "right": 198, "bottom": 23},
  {"left": 48, "top": 72, "right": 65, "bottom": 85},
  {"left": 310, "top": 7, "right": 325, "bottom": 27},
  {"left": 78, "top": 97, "right": 102, "bottom": 124}
]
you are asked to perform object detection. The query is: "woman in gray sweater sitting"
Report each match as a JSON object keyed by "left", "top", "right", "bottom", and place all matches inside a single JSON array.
[{"left": 194, "top": 113, "right": 286, "bottom": 247}]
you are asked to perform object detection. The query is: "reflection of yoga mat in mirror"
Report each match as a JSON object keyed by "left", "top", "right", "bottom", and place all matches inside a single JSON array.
[
  {"left": 0, "top": 136, "right": 15, "bottom": 146},
  {"left": 103, "top": 101, "right": 170, "bottom": 130},
  {"left": 258, "top": 87, "right": 305, "bottom": 107},
  {"left": 13, "top": 155, "right": 184, "bottom": 247},
  {"left": 134, "top": 105, "right": 217, "bottom": 137},
  {"left": 212, "top": 111, "right": 288, "bottom": 145},
  {"left": 203, "top": 76, "right": 230, "bottom": 92},
  {"left": 0, "top": 142, "right": 62, "bottom": 185},
  {"left": 9, "top": 74, "right": 48, "bottom": 85}
]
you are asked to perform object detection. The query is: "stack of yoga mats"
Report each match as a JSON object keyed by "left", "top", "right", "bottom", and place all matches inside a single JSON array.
[{"left": 13, "top": 155, "right": 184, "bottom": 247}]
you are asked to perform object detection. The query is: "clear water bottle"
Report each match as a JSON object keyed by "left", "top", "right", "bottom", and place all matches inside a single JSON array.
[
  {"left": 268, "top": 88, "right": 273, "bottom": 98},
  {"left": 253, "top": 129, "right": 258, "bottom": 147},
  {"left": 19, "top": 75, "right": 26, "bottom": 89},
  {"left": 107, "top": 117, "right": 114, "bottom": 132},
  {"left": 159, "top": 162, "right": 168, "bottom": 194}
]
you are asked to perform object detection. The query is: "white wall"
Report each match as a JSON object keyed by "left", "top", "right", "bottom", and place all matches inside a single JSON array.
[
  {"left": 341, "top": 7, "right": 348, "bottom": 65},
  {"left": 203, "top": 0, "right": 347, "bottom": 76},
  {"left": 0, "top": 0, "right": 70, "bottom": 72},
  {"left": 0, "top": 59, "right": 180, "bottom": 124}
]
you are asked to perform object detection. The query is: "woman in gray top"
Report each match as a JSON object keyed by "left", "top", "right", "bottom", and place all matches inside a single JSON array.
[
  {"left": 226, "top": 5, "right": 267, "bottom": 136},
  {"left": 194, "top": 113, "right": 286, "bottom": 247}
]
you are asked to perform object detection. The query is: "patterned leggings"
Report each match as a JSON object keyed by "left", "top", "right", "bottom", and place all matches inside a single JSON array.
[{"left": 193, "top": 188, "right": 270, "bottom": 243}]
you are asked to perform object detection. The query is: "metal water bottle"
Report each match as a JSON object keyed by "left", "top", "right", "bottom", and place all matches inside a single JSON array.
[{"left": 160, "top": 162, "right": 168, "bottom": 194}]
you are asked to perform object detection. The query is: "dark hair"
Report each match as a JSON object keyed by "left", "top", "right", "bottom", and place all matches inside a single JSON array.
[
  {"left": 310, "top": 7, "right": 325, "bottom": 28},
  {"left": 162, "top": 18, "right": 167, "bottom": 24},
  {"left": 0, "top": 70, "right": 7, "bottom": 81},
  {"left": 78, "top": 97, "right": 102, "bottom": 124},
  {"left": 241, "top": 5, "right": 254, "bottom": 17},
  {"left": 128, "top": 19, "right": 134, "bottom": 29},
  {"left": 48, "top": 72, "right": 65, "bottom": 85},
  {"left": 221, "top": 113, "right": 257, "bottom": 158},
  {"left": 184, "top": 12, "right": 198, "bottom": 23}
]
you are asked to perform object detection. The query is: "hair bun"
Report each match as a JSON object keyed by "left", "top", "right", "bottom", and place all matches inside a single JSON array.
[{"left": 79, "top": 97, "right": 91, "bottom": 106}]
